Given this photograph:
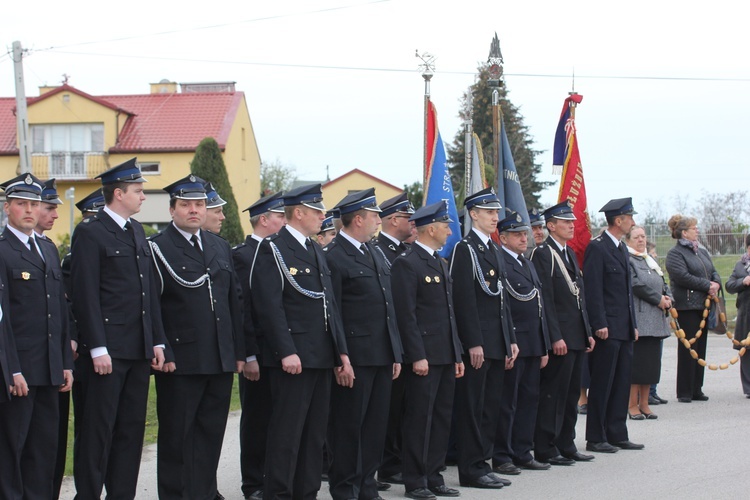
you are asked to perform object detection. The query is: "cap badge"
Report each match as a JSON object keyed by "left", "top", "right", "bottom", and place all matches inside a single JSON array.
[
  {"left": 24, "top": 174, "right": 32, "bottom": 185},
  {"left": 516, "top": 213, "right": 522, "bottom": 223},
  {"left": 189, "top": 175, "right": 196, "bottom": 182}
]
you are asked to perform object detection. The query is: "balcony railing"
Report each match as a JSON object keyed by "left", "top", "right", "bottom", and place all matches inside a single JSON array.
[{"left": 31, "top": 152, "right": 109, "bottom": 180}]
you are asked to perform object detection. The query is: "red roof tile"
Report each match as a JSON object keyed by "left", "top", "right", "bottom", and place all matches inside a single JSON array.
[{"left": 0, "top": 85, "right": 244, "bottom": 155}]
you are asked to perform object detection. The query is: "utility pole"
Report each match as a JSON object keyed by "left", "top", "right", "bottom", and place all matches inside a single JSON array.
[{"left": 12, "top": 41, "right": 31, "bottom": 173}]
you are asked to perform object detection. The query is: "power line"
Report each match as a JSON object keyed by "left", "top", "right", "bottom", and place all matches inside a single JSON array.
[
  {"left": 38, "top": 50, "right": 750, "bottom": 83},
  {"left": 30, "top": 0, "right": 391, "bottom": 51}
]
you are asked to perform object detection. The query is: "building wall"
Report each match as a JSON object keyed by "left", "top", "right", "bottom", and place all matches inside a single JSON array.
[{"left": 322, "top": 170, "right": 402, "bottom": 208}]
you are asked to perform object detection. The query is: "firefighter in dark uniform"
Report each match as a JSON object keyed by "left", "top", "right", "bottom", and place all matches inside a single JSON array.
[
  {"left": 373, "top": 191, "right": 415, "bottom": 486},
  {"left": 251, "top": 183, "right": 352, "bottom": 500},
  {"left": 0, "top": 173, "right": 73, "bottom": 499},
  {"left": 391, "top": 200, "right": 464, "bottom": 500},
  {"left": 70, "top": 158, "right": 167, "bottom": 499},
  {"left": 583, "top": 198, "right": 643, "bottom": 453},
  {"left": 149, "top": 175, "right": 245, "bottom": 499},
  {"left": 492, "top": 211, "right": 551, "bottom": 474},
  {"left": 449, "top": 187, "right": 517, "bottom": 489},
  {"left": 324, "top": 188, "right": 403, "bottom": 500},
  {"left": 529, "top": 200, "right": 596, "bottom": 465},
  {"left": 234, "top": 191, "right": 286, "bottom": 500}
]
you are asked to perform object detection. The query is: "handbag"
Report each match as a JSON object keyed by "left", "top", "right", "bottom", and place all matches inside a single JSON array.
[{"left": 708, "top": 288, "right": 727, "bottom": 335}]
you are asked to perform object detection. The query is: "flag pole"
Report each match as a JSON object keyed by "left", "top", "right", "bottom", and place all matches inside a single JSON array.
[
  {"left": 487, "top": 33, "right": 504, "bottom": 192},
  {"left": 417, "top": 51, "right": 435, "bottom": 192},
  {"left": 464, "top": 96, "right": 472, "bottom": 199}
]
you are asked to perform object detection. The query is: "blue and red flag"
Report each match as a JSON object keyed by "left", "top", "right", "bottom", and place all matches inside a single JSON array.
[
  {"left": 424, "top": 100, "right": 461, "bottom": 257},
  {"left": 553, "top": 93, "right": 591, "bottom": 266}
]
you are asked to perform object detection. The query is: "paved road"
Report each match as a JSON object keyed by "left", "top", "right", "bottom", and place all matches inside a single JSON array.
[{"left": 60, "top": 334, "right": 750, "bottom": 499}]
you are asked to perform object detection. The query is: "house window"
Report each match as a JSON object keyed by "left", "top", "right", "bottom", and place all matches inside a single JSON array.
[
  {"left": 31, "top": 123, "right": 104, "bottom": 153},
  {"left": 138, "top": 162, "right": 160, "bottom": 175}
]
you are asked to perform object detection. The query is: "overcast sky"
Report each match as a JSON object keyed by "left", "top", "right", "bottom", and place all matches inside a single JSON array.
[{"left": 2, "top": 0, "right": 748, "bottom": 219}]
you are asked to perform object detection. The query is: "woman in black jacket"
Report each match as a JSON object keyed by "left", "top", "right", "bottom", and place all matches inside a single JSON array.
[
  {"left": 725, "top": 234, "right": 750, "bottom": 398},
  {"left": 665, "top": 214, "right": 721, "bottom": 403}
]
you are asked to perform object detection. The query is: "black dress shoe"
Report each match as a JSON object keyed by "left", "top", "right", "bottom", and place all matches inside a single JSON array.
[
  {"left": 677, "top": 397, "right": 692, "bottom": 403},
  {"left": 515, "top": 459, "right": 551, "bottom": 471},
  {"left": 376, "top": 480, "right": 391, "bottom": 491},
  {"left": 459, "top": 473, "right": 504, "bottom": 489},
  {"left": 429, "top": 484, "right": 460, "bottom": 497},
  {"left": 611, "top": 440, "right": 645, "bottom": 450},
  {"left": 487, "top": 472, "right": 511, "bottom": 486},
  {"left": 542, "top": 455, "right": 575, "bottom": 466},
  {"left": 492, "top": 462, "right": 522, "bottom": 475},
  {"left": 378, "top": 472, "right": 404, "bottom": 484},
  {"left": 586, "top": 442, "right": 618, "bottom": 453},
  {"left": 647, "top": 395, "right": 661, "bottom": 405},
  {"left": 654, "top": 393, "right": 668, "bottom": 404},
  {"left": 692, "top": 393, "right": 709, "bottom": 401},
  {"left": 405, "top": 488, "right": 437, "bottom": 499},
  {"left": 562, "top": 451, "right": 595, "bottom": 462},
  {"left": 215, "top": 493, "right": 225, "bottom": 500},
  {"left": 245, "top": 490, "right": 263, "bottom": 500}
]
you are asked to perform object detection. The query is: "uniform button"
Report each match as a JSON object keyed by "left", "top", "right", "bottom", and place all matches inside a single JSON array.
[
  {"left": 176, "top": 338, "right": 180, "bottom": 342},
  {"left": 217, "top": 318, "right": 220, "bottom": 321},
  {"left": 207, "top": 267, "right": 211, "bottom": 271},
  {"left": 47, "top": 294, "right": 50, "bottom": 298},
  {"left": 142, "top": 311, "right": 146, "bottom": 315},
  {"left": 140, "top": 274, "right": 143, "bottom": 278},
  {"left": 115, "top": 250, "right": 120, "bottom": 254},
  {"left": 104, "top": 318, "right": 109, "bottom": 323},
  {"left": 48, "top": 314, "right": 51, "bottom": 318},
  {"left": 142, "top": 292, "right": 145, "bottom": 296}
]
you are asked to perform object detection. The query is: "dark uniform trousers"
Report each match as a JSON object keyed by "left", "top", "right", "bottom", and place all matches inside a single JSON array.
[
  {"left": 252, "top": 227, "right": 347, "bottom": 500},
  {"left": 325, "top": 235, "right": 402, "bottom": 500},
  {"left": 449, "top": 234, "right": 515, "bottom": 482},
  {"left": 0, "top": 229, "right": 71, "bottom": 500},
  {"left": 151, "top": 225, "right": 244, "bottom": 499},
  {"left": 583, "top": 235, "right": 637, "bottom": 445},
  {"left": 391, "top": 244, "right": 462, "bottom": 493},
  {"left": 493, "top": 252, "right": 549, "bottom": 466},
  {"left": 530, "top": 239, "right": 592, "bottom": 460},
  {"left": 233, "top": 236, "right": 270, "bottom": 497},
  {"left": 373, "top": 233, "right": 409, "bottom": 480},
  {"left": 71, "top": 211, "right": 167, "bottom": 500}
]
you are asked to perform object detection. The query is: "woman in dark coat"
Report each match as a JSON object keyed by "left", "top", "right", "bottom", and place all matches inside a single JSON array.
[
  {"left": 626, "top": 226, "right": 672, "bottom": 419},
  {"left": 725, "top": 234, "right": 750, "bottom": 397},
  {"left": 665, "top": 214, "right": 721, "bottom": 403}
]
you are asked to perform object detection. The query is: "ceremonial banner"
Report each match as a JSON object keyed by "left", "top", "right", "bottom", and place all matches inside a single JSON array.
[
  {"left": 497, "top": 117, "right": 529, "bottom": 223},
  {"left": 463, "top": 132, "right": 488, "bottom": 236},
  {"left": 424, "top": 100, "right": 461, "bottom": 257},
  {"left": 553, "top": 94, "right": 590, "bottom": 267}
]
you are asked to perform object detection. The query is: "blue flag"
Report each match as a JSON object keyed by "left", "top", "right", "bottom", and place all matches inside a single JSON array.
[
  {"left": 496, "top": 117, "right": 529, "bottom": 224},
  {"left": 424, "top": 101, "right": 461, "bottom": 257}
]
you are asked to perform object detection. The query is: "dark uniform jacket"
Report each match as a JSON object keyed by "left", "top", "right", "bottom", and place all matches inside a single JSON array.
[
  {"left": 501, "top": 249, "right": 551, "bottom": 358},
  {"left": 251, "top": 226, "right": 347, "bottom": 369},
  {"left": 150, "top": 224, "right": 244, "bottom": 373},
  {"left": 373, "top": 232, "right": 408, "bottom": 266},
  {"left": 232, "top": 235, "right": 262, "bottom": 360},
  {"left": 583, "top": 233, "right": 637, "bottom": 341},
  {"left": 70, "top": 209, "right": 167, "bottom": 360},
  {"left": 324, "top": 234, "right": 403, "bottom": 366},
  {"left": 449, "top": 231, "right": 516, "bottom": 360},
  {"left": 529, "top": 236, "right": 592, "bottom": 351},
  {"left": 0, "top": 229, "right": 72, "bottom": 386},
  {"left": 391, "top": 244, "right": 462, "bottom": 365}
]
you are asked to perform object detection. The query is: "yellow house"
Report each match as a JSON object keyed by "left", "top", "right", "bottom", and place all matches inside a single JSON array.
[
  {"left": 0, "top": 81, "right": 261, "bottom": 243},
  {"left": 322, "top": 169, "right": 403, "bottom": 208}
]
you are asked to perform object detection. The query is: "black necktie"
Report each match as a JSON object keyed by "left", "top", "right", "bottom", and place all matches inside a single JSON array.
[
  {"left": 28, "top": 236, "right": 45, "bottom": 265},
  {"left": 124, "top": 220, "right": 136, "bottom": 244},
  {"left": 190, "top": 234, "right": 203, "bottom": 256},
  {"left": 563, "top": 247, "right": 570, "bottom": 263},
  {"left": 305, "top": 239, "right": 316, "bottom": 259},
  {"left": 361, "top": 243, "right": 374, "bottom": 265}
]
